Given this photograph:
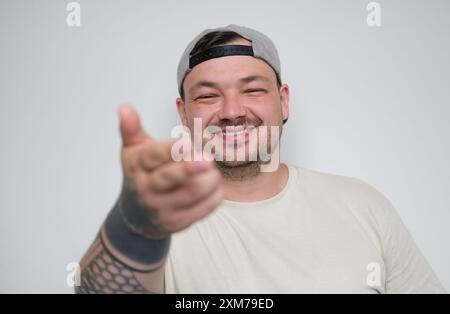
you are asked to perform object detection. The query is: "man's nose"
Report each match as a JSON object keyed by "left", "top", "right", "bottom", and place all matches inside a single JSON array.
[{"left": 218, "top": 93, "right": 247, "bottom": 122}]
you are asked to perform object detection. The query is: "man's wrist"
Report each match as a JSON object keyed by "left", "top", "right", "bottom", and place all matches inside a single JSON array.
[
  {"left": 118, "top": 177, "right": 171, "bottom": 239},
  {"left": 103, "top": 191, "right": 171, "bottom": 271}
]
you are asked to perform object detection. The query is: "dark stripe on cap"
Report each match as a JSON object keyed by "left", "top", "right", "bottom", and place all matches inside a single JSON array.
[{"left": 189, "top": 45, "right": 254, "bottom": 69}]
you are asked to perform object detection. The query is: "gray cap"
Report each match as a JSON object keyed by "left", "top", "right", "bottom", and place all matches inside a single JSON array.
[{"left": 177, "top": 24, "right": 282, "bottom": 96}]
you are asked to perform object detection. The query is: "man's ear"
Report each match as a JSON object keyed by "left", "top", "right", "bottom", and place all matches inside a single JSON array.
[
  {"left": 279, "top": 84, "right": 290, "bottom": 124},
  {"left": 176, "top": 98, "right": 188, "bottom": 126}
]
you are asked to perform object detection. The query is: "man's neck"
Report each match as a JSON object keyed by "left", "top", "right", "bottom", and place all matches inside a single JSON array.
[{"left": 220, "top": 163, "right": 289, "bottom": 202}]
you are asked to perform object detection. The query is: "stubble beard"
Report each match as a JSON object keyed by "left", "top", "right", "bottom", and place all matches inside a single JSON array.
[{"left": 214, "top": 130, "right": 281, "bottom": 181}]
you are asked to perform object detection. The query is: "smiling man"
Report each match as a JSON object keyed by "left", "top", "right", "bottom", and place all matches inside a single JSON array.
[{"left": 76, "top": 24, "right": 446, "bottom": 294}]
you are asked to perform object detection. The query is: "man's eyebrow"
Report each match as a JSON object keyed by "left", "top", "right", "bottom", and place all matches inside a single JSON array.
[
  {"left": 239, "top": 75, "right": 271, "bottom": 84},
  {"left": 189, "top": 75, "right": 271, "bottom": 94},
  {"left": 189, "top": 80, "right": 219, "bottom": 94}
]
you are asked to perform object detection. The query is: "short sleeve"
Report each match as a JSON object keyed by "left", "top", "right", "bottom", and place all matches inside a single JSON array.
[{"left": 374, "top": 191, "right": 446, "bottom": 294}]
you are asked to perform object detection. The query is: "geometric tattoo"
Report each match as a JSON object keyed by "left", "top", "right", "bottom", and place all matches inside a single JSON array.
[{"left": 75, "top": 248, "right": 153, "bottom": 294}]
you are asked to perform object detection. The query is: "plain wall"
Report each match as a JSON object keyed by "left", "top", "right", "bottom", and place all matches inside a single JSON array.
[{"left": 0, "top": 0, "right": 449, "bottom": 293}]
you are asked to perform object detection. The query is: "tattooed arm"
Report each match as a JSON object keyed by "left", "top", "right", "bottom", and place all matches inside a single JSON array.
[
  {"left": 75, "top": 233, "right": 165, "bottom": 294},
  {"left": 76, "top": 184, "right": 171, "bottom": 294}
]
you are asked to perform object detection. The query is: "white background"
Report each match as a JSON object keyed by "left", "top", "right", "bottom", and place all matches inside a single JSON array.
[{"left": 0, "top": 0, "right": 449, "bottom": 293}]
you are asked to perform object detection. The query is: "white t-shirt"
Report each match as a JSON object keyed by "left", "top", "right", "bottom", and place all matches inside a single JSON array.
[{"left": 164, "top": 164, "right": 446, "bottom": 293}]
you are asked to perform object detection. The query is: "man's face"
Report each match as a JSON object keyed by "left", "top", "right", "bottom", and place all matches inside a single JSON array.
[{"left": 176, "top": 38, "right": 289, "bottom": 167}]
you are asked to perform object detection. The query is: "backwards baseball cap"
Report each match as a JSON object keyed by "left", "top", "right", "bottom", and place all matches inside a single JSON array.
[{"left": 177, "top": 24, "right": 282, "bottom": 97}]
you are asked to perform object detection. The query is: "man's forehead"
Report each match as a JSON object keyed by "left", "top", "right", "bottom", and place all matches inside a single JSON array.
[
  {"left": 188, "top": 74, "right": 272, "bottom": 93},
  {"left": 186, "top": 57, "right": 276, "bottom": 92}
]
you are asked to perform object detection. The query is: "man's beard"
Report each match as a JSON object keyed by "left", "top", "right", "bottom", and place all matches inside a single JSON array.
[
  {"left": 213, "top": 128, "right": 280, "bottom": 181},
  {"left": 214, "top": 159, "right": 261, "bottom": 181},
  {"left": 208, "top": 116, "right": 255, "bottom": 181},
  {"left": 197, "top": 116, "right": 282, "bottom": 181}
]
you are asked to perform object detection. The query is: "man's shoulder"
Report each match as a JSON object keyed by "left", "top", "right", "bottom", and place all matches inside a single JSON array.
[
  {"left": 288, "top": 164, "right": 398, "bottom": 248},
  {"left": 288, "top": 164, "right": 394, "bottom": 214}
]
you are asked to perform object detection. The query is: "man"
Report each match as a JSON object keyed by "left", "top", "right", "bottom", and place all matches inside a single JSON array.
[{"left": 76, "top": 24, "right": 446, "bottom": 294}]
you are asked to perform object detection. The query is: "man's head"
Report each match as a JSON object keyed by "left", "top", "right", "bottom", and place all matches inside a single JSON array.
[{"left": 175, "top": 25, "right": 289, "bottom": 179}]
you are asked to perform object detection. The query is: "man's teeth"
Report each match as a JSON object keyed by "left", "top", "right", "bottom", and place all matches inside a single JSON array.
[
  {"left": 212, "top": 126, "right": 257, "bottom": 136},
  {"left": 223, "top": 127, "right": 248, "bottom": 136},
  {"left": 224, "top": 128, "right": 245, "bottom": 136}
]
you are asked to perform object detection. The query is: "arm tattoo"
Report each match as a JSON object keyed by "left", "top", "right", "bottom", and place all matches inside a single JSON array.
[
  {"left": 77, "top": 177, "right": 170, "bottom": 294},
  {"left": 75, "top": 244, "right": 154, "bottom": 294},
  {"left": 119, "top": 176, "right": 171, "bottom": 239},
  {"left": 103, "top": 178, "right": 171, "bottom": 266}
]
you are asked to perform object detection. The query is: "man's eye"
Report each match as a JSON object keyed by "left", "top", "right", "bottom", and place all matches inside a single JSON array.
[
  {"left": 245, "top": 89, "right": 266, "bottom": 94},
  {"left": 197, "top": 95, "right": 216, "bottom": 100}
]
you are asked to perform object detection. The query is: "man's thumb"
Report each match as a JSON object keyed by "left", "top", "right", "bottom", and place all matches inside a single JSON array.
[{"left": 118, "top": 104, "right": 149, "bottom": 146}]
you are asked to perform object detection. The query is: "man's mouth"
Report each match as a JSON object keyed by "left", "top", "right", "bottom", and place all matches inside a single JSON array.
[{"left": 220, "top": 126, "right": 257, "bottom": 144}]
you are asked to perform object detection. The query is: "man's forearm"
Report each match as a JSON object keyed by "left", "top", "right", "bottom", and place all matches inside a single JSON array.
[
  {"left": 76, "top": 183, "right": 171, "bottom": 294},
  {"left": 76, "top": 234, "right": 164, "bottom": 294}
]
